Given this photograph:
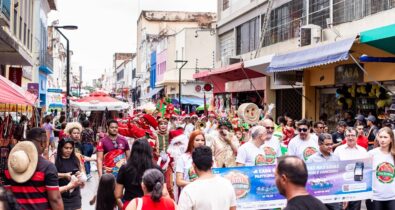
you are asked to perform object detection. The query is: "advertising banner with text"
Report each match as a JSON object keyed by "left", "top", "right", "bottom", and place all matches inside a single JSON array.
[{"left": 212, "top": 158, "right": 372, "bottom": 210}]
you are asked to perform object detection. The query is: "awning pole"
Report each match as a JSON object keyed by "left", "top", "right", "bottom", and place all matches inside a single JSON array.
[
  {"left": 240, "top": 64, "right": 263, "bottom": 103},
  {"left": 349, "top": 54, "right": 394, "bottom": 94}
]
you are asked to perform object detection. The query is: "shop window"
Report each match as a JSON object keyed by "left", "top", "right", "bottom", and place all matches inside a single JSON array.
[{"left": 236, "top": 17, "right": 259, "bottom": 55}]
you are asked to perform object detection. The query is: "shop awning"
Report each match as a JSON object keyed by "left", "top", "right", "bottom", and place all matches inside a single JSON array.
[
  {"left": 0, "top": 75, "right": 37, "bottom": 105},
  {"left": 360, "top": 24, "right": 395, "bottom": 54},
  {"left": 244, "top": 54, "right": 275, "bottom": 75},
  {"left": 194, "top": 62, "right": 265, "bottom": 81},
  {"left": 173, "top": 96, "right": 206, "bottom": 105},
  {"left": 267, "top": 37, "right": 355, "bottom": 73}
]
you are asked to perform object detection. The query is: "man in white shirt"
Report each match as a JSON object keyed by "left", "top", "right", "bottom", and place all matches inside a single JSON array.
[
  {"left": 334, "top": 127, "right": 368, "bottom": 161},
  {"left": 287, "top": 119, "right": 319, "bottom": 161},
  {"left": 178, "top": 146, "right": 237, "bottom": 210},
  {"left": 236, "top": 126, "right": 269, "bottom": 166},
  {"left": 333, "top": 127, "right": 368, "bottom": 210},
  {"left": 260, "top": 119, "right": 282, "bottom": 163}
]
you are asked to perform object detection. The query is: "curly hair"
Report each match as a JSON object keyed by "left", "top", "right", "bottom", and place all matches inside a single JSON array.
[{"left": 64, "top": 122, "right": 83, "bottom": 135}]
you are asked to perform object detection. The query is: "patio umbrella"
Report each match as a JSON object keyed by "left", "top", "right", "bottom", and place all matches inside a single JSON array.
[
  {"left": 196, "top": 104, "right": 209, "bottom": 111},
  {"left": 71, "top": 91, "right": 130, "bottom": 111}
]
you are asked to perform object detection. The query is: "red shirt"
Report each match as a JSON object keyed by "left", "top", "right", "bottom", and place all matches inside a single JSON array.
[
  {"left": 135, "top": 195, "right": 175, "bottom": 210},
  {"left": 341, "top": 135, "right": 368, "bottom": 150}
]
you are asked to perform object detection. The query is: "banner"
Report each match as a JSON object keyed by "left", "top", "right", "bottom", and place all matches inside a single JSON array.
[{"left": 212, "top": 158, "right": 372, "bottom": 209}]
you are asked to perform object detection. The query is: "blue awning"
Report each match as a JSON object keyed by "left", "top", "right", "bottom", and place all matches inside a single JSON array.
[
  {"left": 173, "top": 97, "right": 206, "bottom": 105},
  {"left": 39, "top": 66, "right": 53, "bottom": 74},
  {"left": 267, "top": 37, "right": 355, "bottom": 73}
]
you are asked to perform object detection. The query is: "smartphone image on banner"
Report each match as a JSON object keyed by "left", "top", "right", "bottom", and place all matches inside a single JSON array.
[{"left": 354, "top": 162, "right": 364, "bottom": 181}]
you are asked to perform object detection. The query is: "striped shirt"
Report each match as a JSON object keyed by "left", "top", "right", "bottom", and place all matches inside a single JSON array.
[{"left": 4, "top": 156, "right": 59, "bottom": 210}]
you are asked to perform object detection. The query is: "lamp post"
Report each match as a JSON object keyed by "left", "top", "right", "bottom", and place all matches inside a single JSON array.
[
  {"left": 54, "top": 25, "right": 78, "bottom": 121},
  {"left": 174, "top": 60, "right": 188, "bottom": 111}
]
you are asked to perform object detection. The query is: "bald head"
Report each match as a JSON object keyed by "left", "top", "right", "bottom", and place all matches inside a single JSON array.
[{"left": 276, "top": 156, "right": 308, "bottom": 187}]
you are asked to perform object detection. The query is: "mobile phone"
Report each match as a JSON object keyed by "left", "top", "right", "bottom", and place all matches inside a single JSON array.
[
  {"left": 71, "top": 169, "right": 79, "bottom": 175},
  {"left": 354, "top": 162, "right": 364, "bottom": 181}
]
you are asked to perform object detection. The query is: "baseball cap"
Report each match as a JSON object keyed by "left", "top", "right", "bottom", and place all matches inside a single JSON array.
[
  {"left": 354, "top": 114, "right": 365, "bottom": 121},
  {"left": 365, "top": 115, "right": 376, "bottom": 123}
]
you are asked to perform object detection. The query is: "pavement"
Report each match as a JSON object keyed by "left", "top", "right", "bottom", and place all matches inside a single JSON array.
[{"left": 81, "top": 158, "right": 99, "bottom": 210}]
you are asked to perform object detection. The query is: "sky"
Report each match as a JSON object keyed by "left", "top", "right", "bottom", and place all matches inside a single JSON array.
[{"left": 49, "top": 0, "right": 216, "bottom": 86}]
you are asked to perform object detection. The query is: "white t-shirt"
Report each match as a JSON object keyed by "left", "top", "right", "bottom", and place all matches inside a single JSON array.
[
  {"left": 259, "top": 136, "right": 282, "bottom": 164},
  {"left": 176, "top": 153, "right": 198, "bottom": 183},
  {"left": 178, "top": 175, "right": 237, "bottom": 210},
  {"left": 368, "top": 148, "right": 395, "bottom": 201},
  {"left": 236, "top": 141, "right": 268, "bottom": 166},
  {"left": 333, "top": 144, "right": 368, "bottom": 160},
  {"left": 287, "top": 134, "right": 319, "bottom": 161}
]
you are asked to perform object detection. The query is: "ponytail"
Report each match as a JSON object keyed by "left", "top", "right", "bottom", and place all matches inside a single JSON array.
[
  {"left": 151, "top": 181, "right": 163, "bottom": 202},
  {"left": 142, "top": 169, "right": 165, "bottom": 202}
]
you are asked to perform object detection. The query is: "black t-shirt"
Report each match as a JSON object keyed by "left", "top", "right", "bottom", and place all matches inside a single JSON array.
[
  {"left": 116, "top": 164, "right": 162, "bottom": 201},
  {"left": 284, "top": 195, "right": 328, "bottom": 210},
  {"left": 332, "top": 132, "right": 345, "bottom": 144},
  {"left": 56, "top": 156, "right": 81, "bottom": 202}
]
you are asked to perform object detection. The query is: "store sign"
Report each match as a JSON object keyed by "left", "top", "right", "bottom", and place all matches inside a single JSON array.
[
  {"left": 335, "top": 64, "right": 363, "bottom": 84},
  {"left": 47, "top": 88, "right": 64, "bottom": 111},
  {"left": 27, "top": 83, "right": 39, "bottom": 98},
  {"left": 225, "top": 77, "right": 266, "bottom": 93},
  {"left": 8, "top": 67, "right": 22, "bottom": 86}
]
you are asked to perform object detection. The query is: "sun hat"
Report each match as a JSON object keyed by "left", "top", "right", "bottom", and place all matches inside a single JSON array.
[{"left": 7, "top": 141, "right": 38, "bottom": 183}]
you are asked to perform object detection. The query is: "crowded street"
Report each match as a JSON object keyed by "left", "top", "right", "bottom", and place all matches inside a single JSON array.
[{"left": 1, "top": 0, "right": 395, "bottom": 210}]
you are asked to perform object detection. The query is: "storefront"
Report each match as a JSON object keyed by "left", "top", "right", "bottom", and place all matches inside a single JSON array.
[{"left": 268, "top": 24, "right": 395, "bottom": 129}]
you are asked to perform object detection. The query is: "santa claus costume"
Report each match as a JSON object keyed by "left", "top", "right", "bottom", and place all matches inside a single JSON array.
[{"left": 166, "top": 128, "right": 188, "bottom": 202}]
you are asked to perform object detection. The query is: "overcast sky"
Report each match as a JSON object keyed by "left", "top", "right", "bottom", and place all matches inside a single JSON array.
[{"left": 49, "top": 0, "right": 216, "bottom": 86}]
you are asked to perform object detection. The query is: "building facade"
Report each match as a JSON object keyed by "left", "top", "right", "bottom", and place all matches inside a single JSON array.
[
  {"left": 135, "top": 10, "right": 216, "bottom": 108},
  {"left": 194, "top": 0, "right": 395, "bottom": 127}
]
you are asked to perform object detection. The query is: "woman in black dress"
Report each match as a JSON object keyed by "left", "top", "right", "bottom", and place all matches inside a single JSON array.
[{"left": 55, "top": 139, "right": 85, "bottom": 210}]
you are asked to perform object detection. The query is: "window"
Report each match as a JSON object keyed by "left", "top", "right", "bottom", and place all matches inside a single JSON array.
[
  {"left": 23, "top": 23, "right": 26, "bottom": 45},
  {"left": 19, "top": 17, "right": 22, "bottom": 41},
  {"left": 309, "top": 0, "right": 330, "bottom": 28},
  {"left": 219, "top": 31, "right": 235, "bottom": 61},
  {"left": 13, "top": 8, "right": 17, "bottom": 36},
  {"left": 264, "top": 1, "right": 304, "bottom": 46},
  {"left": 236, "top": 17, "right": 259, "bottom": 55},
  {"left": 223, "top": 0, "right": 229, "bottom": 10},
  {"left": 333, "top": 0, "right": 395, "bottom": 25},
  {"left": 117, "top": 70, "right": 124, "bottom": 81}
]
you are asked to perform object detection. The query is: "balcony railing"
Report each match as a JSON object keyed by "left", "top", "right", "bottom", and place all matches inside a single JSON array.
[
  {"left": 1, "top": 0, "right": 10, "bottom": 19},
  {"left": 40, "top": 51, "right": 54, "bottom": 72}
]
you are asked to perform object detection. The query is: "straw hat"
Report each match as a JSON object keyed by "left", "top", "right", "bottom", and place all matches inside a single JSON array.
[{"left": 7, "top": 141, "right": 38, "bottom": 183}]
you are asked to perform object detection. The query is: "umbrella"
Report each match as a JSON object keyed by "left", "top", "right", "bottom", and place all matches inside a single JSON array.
[
  {"left": 196, "top": 104, "right": 209, "bottom": 111},
  {"left": 71, "top": 91, "right": 130, "bottom": 111},
  {"left": 0, "top": 75, "right": 36, "bottom": 105}
]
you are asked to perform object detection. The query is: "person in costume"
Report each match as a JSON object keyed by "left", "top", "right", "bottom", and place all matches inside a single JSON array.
[
  {"left": 167, "top": 128, "right": 189, "bottom": 201},
  {"left": 184, "top": 114, "right": 195, "bottom": 138},
  {"left": 210, "top": 118, "right": 239, "bottom": 167},
  {"left": 97, "top": 119, "right": 130, "bottom": 178},
  {"left": 204, "top": 112, "right": 218, "bottom": 135}
]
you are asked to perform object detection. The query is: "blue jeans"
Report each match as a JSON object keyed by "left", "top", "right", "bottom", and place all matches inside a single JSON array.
[{"left": 82, "top": 143, "right": 94, "bottom": 175}]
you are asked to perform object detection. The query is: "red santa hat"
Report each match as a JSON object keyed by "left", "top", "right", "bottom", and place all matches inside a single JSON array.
[
  {"left": 190, "top": 112, "right": 198, "bottom": 118},
  {"left": 168, "top": 128, "right": 188, "bottom": 153}
]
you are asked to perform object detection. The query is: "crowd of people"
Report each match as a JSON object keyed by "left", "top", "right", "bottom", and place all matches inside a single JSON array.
[{"left": 0, "top": 103, "right": 395, "bottom": 210}]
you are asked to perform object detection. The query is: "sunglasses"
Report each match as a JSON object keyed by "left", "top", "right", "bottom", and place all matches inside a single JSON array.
[
  {"left": 265, "top": 127, "right": 275, "bottom": 130},
  {"left": 298, "top": 128, "right": 309, "bottom": 132}
]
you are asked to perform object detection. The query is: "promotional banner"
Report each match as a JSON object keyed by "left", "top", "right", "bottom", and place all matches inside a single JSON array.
[
  {"left": 47, "top": 88, "right": 64, "bottom": 112},
  {"left": 212, "top": 158, "right": 372, "bottom": 210}
]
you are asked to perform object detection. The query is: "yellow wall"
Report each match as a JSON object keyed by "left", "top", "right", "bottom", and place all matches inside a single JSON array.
[
  {"left": 364, "top": 62, "right": 395, "bottom": 82},
  {"left": 303, "top": 71, "right": 317, "bottom": 120}
]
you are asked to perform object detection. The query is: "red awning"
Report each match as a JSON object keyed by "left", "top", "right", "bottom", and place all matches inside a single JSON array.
[
  {"left": 0, "top": 75, "right": 37, "bottom": 105},
  {"left": 193, "top": 62, "right": 266, "bottom": 94},
  {"left": 193, "top": 62, "right": 265, "bottom": 81}
]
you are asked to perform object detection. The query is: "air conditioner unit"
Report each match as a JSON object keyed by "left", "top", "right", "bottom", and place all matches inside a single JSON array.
[
  {"left": 221, "top": 56, "right": 242, "bottom": 66},
  {"left": 299, "top": 24, "right": 322, "bottom": 47}
]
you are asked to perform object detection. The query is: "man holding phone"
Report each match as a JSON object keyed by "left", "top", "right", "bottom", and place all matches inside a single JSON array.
[{"left": 334, "top": 127, "right": 368, "bottom": 210}]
